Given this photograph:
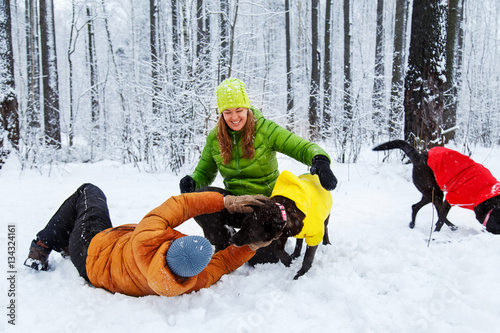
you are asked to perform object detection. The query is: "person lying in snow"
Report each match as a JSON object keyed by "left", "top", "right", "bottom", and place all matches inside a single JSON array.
[{"left": 24, "top": 183, "right": 272, "bottom": 297}]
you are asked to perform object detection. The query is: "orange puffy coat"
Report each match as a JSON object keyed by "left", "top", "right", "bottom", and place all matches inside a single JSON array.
[{"left": 85, "top": 192, "right": 256, "bottom": 297}]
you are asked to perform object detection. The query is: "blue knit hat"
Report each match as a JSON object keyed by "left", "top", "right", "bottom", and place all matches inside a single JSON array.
[{"left": 166, "top": 236, "right": 213, "bottom": 277}]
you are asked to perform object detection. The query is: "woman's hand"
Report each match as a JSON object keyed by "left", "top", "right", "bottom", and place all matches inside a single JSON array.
[
  {"left": 179, "top": 175, "right": 196, "bottom": 193},
  {"left": 311, "top": 155, "right": 338, "bottom": 191}
]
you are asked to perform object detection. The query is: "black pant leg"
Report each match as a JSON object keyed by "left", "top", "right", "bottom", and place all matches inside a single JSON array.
[
  {"left": 67, "top": 184, "right": 112, "bottom": 281},
  {"left": 37, "top": 183, "right": 90, "bottom": 252},
  {"left": 35, "top": 183, "right": 112, "bottom": 281}
]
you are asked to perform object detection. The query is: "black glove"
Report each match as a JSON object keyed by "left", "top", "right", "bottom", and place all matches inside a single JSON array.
[
  {"left": 179, "top": 175, "right": 196, "bottom": 193},
  {"left": 310, "top": 155, "right": 337, "bottom": 191}
]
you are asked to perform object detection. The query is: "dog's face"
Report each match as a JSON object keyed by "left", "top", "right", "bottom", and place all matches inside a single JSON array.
[
  {"left": 485, "top": 209, "right": 500, "bottom": 234},
  {"left": 229, "top": 202, "right": 286, "bottom": 246}
]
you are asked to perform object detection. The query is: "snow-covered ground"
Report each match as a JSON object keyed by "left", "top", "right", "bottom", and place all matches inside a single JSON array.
[{"left": 1, "top": 145, "right": 499, "bottom": 332}]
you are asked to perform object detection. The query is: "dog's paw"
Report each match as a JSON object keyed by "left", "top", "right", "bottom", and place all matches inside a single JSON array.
[
  {"left": 409, "top": 221, "right": 415, "bottom": 229},
  {"left": 293, "top": 269, "right": 306, "bottom": 280},
  {"left": 281, "top": 256, "right": 292, "bottom": 267}
]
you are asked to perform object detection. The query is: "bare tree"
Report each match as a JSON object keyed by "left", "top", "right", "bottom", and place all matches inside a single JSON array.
[
  {"left": 389, "top": 0, "right": 408, "bottom": 139},
  {"left": 0, "top": 0, "right": 19, "bottom": 166},
  {"left": 285, "top": 0, "right": 294, "bottom": 131},
  {"left": 308, "top": 0, "right": 320, "bottom": 141},
  {"left": 150, "top": 0, "right": 161, "bottom": 118},
  {"left": 67, "top": 0, "right": 77, "bottom": 148},
  {"left": 39, "top": 0, "right": 61, "bottom": 148},
  {"left": 86, "top": 3, "right": 100, "bottom": 160},
  {"left": 443, "top": 0, "right": 464, "bottom": 143},
  {"left": 372, "top": 0, "right": 385, "bottom": 136},
  {"left": 404, "top": 0, "right": 447, "bottom": 148},
  {"left": 25, "top": 0, "right": 41, "bottom": 149},
  {"left": 196, "top": 0, "right": 210, "bottom": 77},
  {"left": 323, "top": 0, "right": 333, "bottom": 139},
  {"left": 219, "top": 0, "right": 230, "bottom": 82},
  {"left": 340, "top": 0, "right": 353, "bottom": 162}
]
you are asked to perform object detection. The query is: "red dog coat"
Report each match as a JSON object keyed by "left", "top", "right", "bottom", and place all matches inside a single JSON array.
[{"left": 427, "top": 147, "right": 500, "bottom": 209}]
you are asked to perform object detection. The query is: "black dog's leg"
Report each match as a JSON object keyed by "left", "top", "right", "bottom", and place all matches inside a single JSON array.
[
  {"left": 434, "top": 200, "right": 457, "bottom": 231},
  {"left": 193, "top": 187, "right": 245, "bottom": 252},
  {"left": 322, "top": 215, "right": 331, "bottom": 245},
  {"left": 294, "top": 245, "right": 318, "bottom": 280},
  {"left": 291, "top": 239, "right": 303, "bottom": 259},
  {"left": 410, "top": 195, "right": 432, "bottom": 228},
  {"left": 274, "top": 237, "right": 293, "bottom": 267}
]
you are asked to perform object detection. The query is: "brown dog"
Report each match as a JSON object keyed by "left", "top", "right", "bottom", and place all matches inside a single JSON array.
[{"left": 230, "top": 171, "right": 333, "bottom": 279}]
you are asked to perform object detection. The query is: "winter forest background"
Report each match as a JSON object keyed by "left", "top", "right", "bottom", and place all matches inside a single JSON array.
[{"left": 0, "top": 0, "right": 499, "bottom": 173}]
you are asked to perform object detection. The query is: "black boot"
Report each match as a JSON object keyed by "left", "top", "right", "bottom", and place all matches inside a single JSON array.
[{"left": 24, "top": 239, "right": 51, "bottom": 271}]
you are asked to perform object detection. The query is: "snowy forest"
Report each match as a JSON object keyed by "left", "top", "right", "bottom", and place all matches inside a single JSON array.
[{"left": 0, "top": 0, "right": 499, "bottom": 173}]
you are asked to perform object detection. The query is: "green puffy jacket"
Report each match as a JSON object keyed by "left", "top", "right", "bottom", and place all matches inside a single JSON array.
[{"left": 190, "top": 107, "right": 330, "bottom": 196}]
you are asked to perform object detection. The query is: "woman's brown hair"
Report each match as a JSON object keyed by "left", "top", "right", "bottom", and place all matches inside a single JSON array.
[{"left": 217, "top": 109, "right": 256, "bottom": 164}]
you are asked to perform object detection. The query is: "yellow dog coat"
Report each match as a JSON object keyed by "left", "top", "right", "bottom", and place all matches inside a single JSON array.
[{"left": 271, "top": 171, "right": 333, "bottom": 246}]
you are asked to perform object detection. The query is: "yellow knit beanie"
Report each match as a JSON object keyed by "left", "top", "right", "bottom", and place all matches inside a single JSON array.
[{"left": 216, "top": 78, "right": 251, "bottom": 113}]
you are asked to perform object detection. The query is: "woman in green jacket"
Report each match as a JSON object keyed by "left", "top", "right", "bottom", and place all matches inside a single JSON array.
[{"left": 179, "top": 78, "right": 337, "bottom": 261}]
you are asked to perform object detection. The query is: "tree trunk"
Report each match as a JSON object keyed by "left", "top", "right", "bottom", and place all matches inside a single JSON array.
[
  {"left": 308, "top": 0, "right": 320, "bottom": 141},
  {"left": 323, "top": 0, "right": 332, "bottom": 139},
  {"left": 340, "top": 0, "right": 353, "bottom": 163},
  {"left": 219, "top": 0, "right": 230, "bottom": 82},
  {"left": 372, "top": 0, "right": 385, "bottom": 136},
  {"left": 87, "top": 4, "right": 100, "bottom": 161},
  {"left": 389, "top": 0, "right": 408, "bottom": 139},
  {"left": 285, "top": 0, "right": 294, "bottom": 131},
  {"left": 0, "top": 0, "right": 19, "bottom": 166},
  {"left": 196, "top": 0, "right": 210, "bottom": 76},
  {"left": 171, "top": 0, "right": 181, "bottom": 82},
  {"left": 150, "top": 0, "right": 161, "bottom": 117},
  {"left": 404, "top": 0, "right": 447, "bottom": 149},
  {"left": 25, "top": 0, "right": 41, "bottom": 146},
  {"left": 67, "top": 0, "right": 76, "bottom": 147},
  {"left": 39, "top": 0, "right": 61, "bottom": 148},
  {"left": 443, "top": 0, "right": 464, "bottom": 143}
]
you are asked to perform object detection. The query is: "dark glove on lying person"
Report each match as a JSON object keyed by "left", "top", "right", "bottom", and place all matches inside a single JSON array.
[
  {"left": 310, "top": 155, "right": 338, "bottom": 191},
  {"left": 224, "top": 195, "right": 270, "bottom": 214},
  {"left": 179, "top": 175, "right": 196, "bottom": 193}
]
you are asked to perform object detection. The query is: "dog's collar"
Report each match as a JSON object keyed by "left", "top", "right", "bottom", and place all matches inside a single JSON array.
[
  {"left": 275, "top": 202, "right": 287, "bottom": 223},
  {"left": 483, "top": 209, "right": 494, "bottom": 228}
]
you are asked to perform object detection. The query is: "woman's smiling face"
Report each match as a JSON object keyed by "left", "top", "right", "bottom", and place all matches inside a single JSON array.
[{"left": 222, "top": 108, "right": 248, "bottom": 131}]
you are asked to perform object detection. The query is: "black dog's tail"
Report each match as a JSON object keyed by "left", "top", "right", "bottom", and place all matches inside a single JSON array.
[{"left": 373, "top": 140, "right": 422, "bottom": 164}]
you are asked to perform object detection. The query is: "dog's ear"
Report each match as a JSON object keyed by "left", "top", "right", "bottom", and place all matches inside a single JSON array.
[
  {"left": 486, "top": 209, "right": 500, "bottom": 234},
  {"left": 265, "top": 217, "right": 285, "bottom": 234}
]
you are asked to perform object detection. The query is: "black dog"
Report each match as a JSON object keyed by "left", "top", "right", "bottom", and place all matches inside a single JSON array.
[
  {"left": 230, "top": 171, "right": 332, "bottom": 279},
  {"left": 373, "top": 140, "right": 500, "bottom": 234}
]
